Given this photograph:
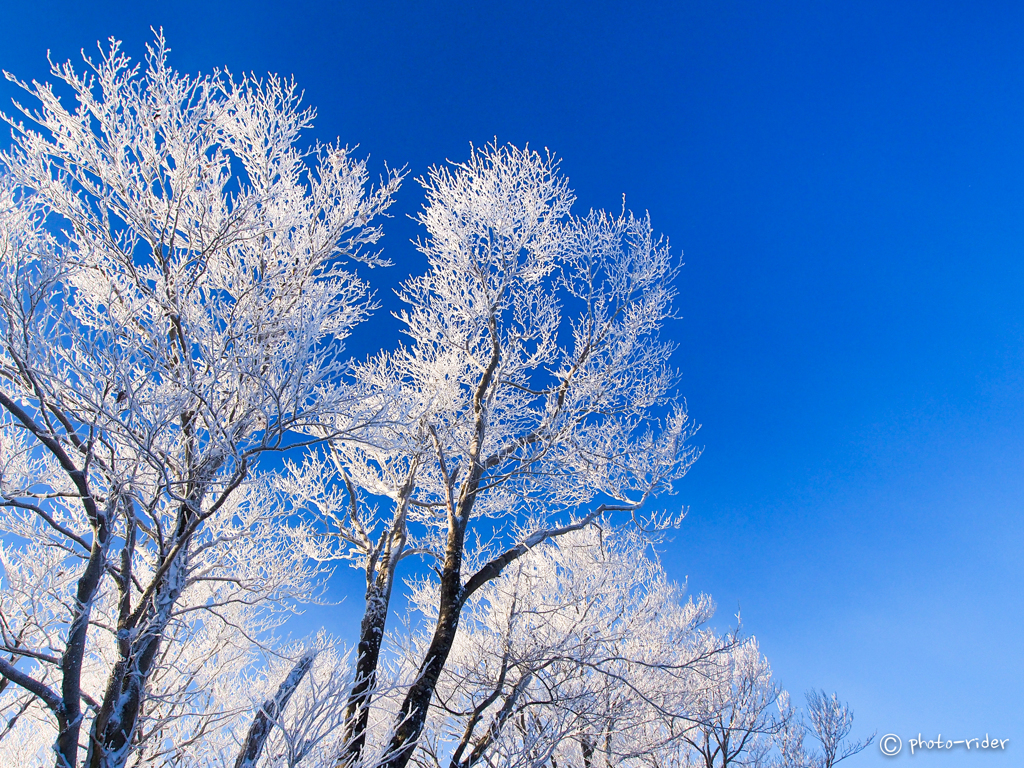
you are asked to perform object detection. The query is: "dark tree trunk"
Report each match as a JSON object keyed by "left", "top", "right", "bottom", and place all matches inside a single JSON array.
[
  {"left": 54, "top": 533, "right": 108, "bottom": 768},
  {"left": 338, "top": 582, "right": 392, "bottom": 767},
  {"left": 85, "top": 605, "right": 170, "bottom": 768},
  {"left": 381, "top": 515, "right": 469, "bottom": 768},
  {"left": 452, "top": 672, "right": 533, "bottom": 768},
  {"left": 338, "top": 483, "right": 413, "bottom": 768}
]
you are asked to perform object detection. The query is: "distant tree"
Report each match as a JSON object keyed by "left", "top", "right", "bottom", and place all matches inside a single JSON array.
[
  {"left": 771, "top": 690, "right": 873, "bottom": 768},
  {"left": 803, "top": 690, "right": 873, "bottom": 768},
  {"left": 0, "top": 33, "right": 400, "bottom": 768},
  {"left": 680, "top": 637, "right": 788, "bottom": 768}
]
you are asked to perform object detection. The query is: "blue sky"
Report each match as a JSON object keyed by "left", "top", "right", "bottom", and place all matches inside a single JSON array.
[{"left": 2, "top": 1, "right": 1022, "bottom": 763}]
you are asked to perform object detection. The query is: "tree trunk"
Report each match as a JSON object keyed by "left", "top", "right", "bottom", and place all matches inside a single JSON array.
[
  {"left": 85, "top": 540, "right": 190, "bottom": 768},
  {"left": 452, "top": 671, "right": 533, "bottom": 768},
  {"left": 338, "top": 481, "right": 413, "bottom": 768},
  {"left": 54, "top": 537, "right": 107, "bottom": 768},
  {"left": 338, "top": 582, "right": 392, "bottom": 767},
  {"left": 235, "top": 652, "right": 317, "bottom": 768},
  {"left": 381, "top": 516, "right": 468, "bottom": 768}
]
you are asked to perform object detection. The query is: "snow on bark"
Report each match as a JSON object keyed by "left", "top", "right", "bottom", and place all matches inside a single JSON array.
[{"left": 234, "top": 651, "right": 317, "bottom": 768}]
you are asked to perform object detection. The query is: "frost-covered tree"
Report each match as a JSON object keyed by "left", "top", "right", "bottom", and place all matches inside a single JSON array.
[
  {"left": 285, "top": 143, "right": 700, "bottom": 768},
  {"left": 802, "top": 690, "right": 873, "bottom": 768},
  {"left": 0, "top": 33, "right": 400, "bottom": 768},
  {"left": 398, "top": 524, "right": 723, "bottom": 768},
  {"left": 680, "top": 637, "right": 788, "bottom": 768},
  {"left": 770, "top": 690, "right": 874, "bottom": 768},
  {"left": 0, "top": 471, "right": 343, "bottom": 768}
]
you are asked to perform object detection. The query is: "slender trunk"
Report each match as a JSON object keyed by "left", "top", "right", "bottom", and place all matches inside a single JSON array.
[
  {"left": 452, "top": 671, "right": 533, "bottom": 768},
  {"left": 448, "top": 651, "right": 512, "bottom": 768},
  {"left": 0, "top": 393, "right": 112, "bottom": 768},
  {"left": 382, "top": 516, "right": 468, "bottom": 768},
  {"left": 338, "top": 581, "right": 393, "bottom": 766},
  {"left": 54, "top": 530, "right": 109, "bottom": 768},
  {"left": 338, "top": 471, "right": 415, "bottom": 768},
  {"left": 381, "top": 323, "right": 498, "bottom": 768},
  {"left": 235, "top": 652, "right": 317, "bottom": 768},
  {"left": 376, "top": 456, "right": 602, "bottom": 767}
]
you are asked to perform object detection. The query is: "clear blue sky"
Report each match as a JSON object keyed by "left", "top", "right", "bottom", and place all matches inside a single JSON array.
[{"left": 2, "top": 1, "right": 1021, "bottom": 763}]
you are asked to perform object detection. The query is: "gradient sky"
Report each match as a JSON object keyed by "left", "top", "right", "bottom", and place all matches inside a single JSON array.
[{"left": 2, "top": 2, "right": 1022, "bottom": 764}]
